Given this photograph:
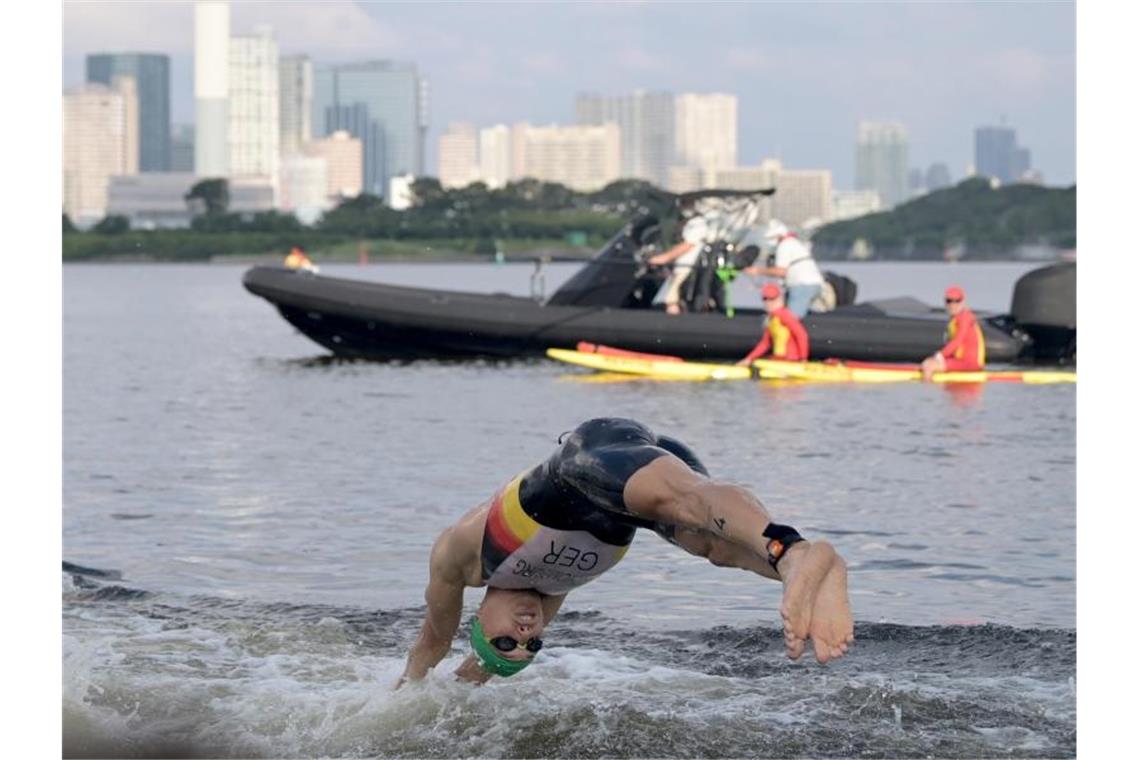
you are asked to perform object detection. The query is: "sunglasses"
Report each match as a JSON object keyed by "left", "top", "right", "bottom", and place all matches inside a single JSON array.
[
  {"left": 945, "top": 298, "right": 962, "bottom": 304},
  {"left": 489, "top": 635, "right": 544, "bottom": 654},
  {"left": 763, "top": 296, "right": 779, "bottom": 302}
]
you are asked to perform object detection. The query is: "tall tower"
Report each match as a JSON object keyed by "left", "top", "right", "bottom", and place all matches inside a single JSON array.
[
  {"left": 854, "top": 121, "right": 909, "bottom": 209},
  {"left": 194, "top": 0, "right": 229, "bottom": 177},
  {"left": 279, "top": 54, "right": 313, "bottom": 156},
  {"left": 576, "top": 90, "right": 674, "bottom": 188},
  {"left": 228, "top": 25, "right": 279, "bottom": 184}
]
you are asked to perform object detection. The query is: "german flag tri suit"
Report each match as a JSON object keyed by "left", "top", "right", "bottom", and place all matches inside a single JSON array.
[{"left": 479, "top": 418, "right": 708, "bottom": 595}]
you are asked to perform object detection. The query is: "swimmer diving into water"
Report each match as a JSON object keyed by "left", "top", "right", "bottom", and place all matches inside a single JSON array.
[{"left": 399, "top": 418, "right": 854, "bottom": 685}]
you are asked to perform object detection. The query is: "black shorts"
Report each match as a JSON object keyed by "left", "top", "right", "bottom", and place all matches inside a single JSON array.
[{"left": 517, "top": 418, "right": 709, "bottom": 544}]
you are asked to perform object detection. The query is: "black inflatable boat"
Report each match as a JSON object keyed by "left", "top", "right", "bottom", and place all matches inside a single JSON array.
[{"left": 242, "top": 192, "right": 1075, "bottom": 363}]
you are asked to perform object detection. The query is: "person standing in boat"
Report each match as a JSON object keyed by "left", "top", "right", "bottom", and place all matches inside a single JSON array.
[
  {"left": 648, "top": 216, "right": 710, "bottom": 315},
  {"left": 736, "top": 283, "right": 810, "bottom": 365},
  {"left": 921, "top": 285, "right": 986, "bottom": 381},
  {"left": 745, "top": 219, "right": 825, "bottom": 319}
]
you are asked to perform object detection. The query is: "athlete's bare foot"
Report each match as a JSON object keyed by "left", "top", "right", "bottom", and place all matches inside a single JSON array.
[
  {"left": 778, "top": 541, "right": 837, "bottom": 661},
  {"left": 807, "top": 558, "right": 854, "bottom": 664}
]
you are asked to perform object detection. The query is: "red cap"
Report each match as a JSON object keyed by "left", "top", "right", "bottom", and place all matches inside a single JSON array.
[
  {"left": 761, "top": 282, "right": 782, "bottom": 300},
  {"left": 945, "top": 285, "right": 965, "bottom": 301}
]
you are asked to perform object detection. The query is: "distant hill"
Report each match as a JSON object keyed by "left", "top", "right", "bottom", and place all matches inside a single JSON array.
[{"left": 811, "top": 178, "right": 1075, "bottom": 261}]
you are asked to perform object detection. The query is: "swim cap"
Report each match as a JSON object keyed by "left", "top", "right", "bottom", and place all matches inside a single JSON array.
[
  {"left": 469, "top": 617, "right": 535, "bottom": 677},
  {"left": 945, "top": 285, "right": 965, "bottom": 300},
  {"left": 761, "top": 282, "right": 782, "bottom": 300}
]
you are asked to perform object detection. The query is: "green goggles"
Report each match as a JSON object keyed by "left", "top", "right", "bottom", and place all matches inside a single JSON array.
[{"left": 469, "top": 616, "right": 541, "bottom": 677}]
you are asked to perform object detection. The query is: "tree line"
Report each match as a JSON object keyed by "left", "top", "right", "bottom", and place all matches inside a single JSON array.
[{"left": 63, "top": 175, "right": 1075, "bottom": 262}]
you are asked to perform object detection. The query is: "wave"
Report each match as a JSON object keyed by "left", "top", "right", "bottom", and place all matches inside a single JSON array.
[{"left": 63, "top": 574, "right": 1075, "bottom": 758}]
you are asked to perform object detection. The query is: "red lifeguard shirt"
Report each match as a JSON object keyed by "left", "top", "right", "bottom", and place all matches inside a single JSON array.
[
  {"left": 939, "top": 308, "right": 986, "bottom": 370},
  {"left": 741, "top": 306, "right": 810, "bottom": 363}
]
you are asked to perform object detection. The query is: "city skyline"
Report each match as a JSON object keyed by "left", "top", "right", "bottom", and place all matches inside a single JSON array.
[{"left": 62, "top": 1, "right": 1076, "bottom": 189}]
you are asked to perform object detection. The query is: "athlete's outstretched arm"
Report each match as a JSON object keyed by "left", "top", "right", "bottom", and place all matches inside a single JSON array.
[
  {"left": 659, "top": 525, "right": 778, "bottom": 579},
  {"left": 398, "top": 527, "right": 471, "bottom": 686},
  {"left": 626, "top": 455, "right": 854, "bottom": 663}
]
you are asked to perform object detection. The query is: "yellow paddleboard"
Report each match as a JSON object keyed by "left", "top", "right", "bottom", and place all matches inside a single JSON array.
[{"left": 546, "top": 348, "right": 1076, "bottom": 385}]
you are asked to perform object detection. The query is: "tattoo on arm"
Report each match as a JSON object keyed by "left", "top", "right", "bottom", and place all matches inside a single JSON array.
[{"left": 713, "top": 516, "right": 727, "bottom": 532}]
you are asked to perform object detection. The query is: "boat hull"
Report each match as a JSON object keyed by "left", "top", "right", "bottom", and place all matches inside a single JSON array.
[{"left": 243, "top": 266, "right": 1028, "bottom": 362}]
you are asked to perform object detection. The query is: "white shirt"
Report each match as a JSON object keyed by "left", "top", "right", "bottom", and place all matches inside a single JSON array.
[
  {"left": 773, "top": 235, "right": 823, "bottom": 287},
  {"left": 677, "top": 218, "right": 708, "bottom": 268}
]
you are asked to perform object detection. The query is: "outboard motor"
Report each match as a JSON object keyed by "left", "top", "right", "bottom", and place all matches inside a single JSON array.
[
  {"left": 1010, "top": 262, "right": 1076, "bottom": 362},
  {"left": 823, "top": 272, "right": 858, "bottom": 307}
]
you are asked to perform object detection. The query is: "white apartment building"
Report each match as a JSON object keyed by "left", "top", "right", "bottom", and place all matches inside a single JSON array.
[
  {"left": 229, "top": 26, "right": 279, "bottom": 189},
  {"left": 279, "top": 54, "right": 312, "bottom": 156},
  {"left": 667, "top": 166, "right": 705, "bottom": 194},
  {"left": 63, "top": 77, "right": 139, "bottom": 225},
  {"left": 438, "top": 122, "right": 480, "bottom": 189},
  {"left": 832, "top": 189, "right": 883, "bottom": 222},
  {"left": 511, "top": 123, "right": 620, "bottom": 192},
  {"left": 479, "top": 124, "right": 512, "bottom": 189},
  {"left": 771, "top": 166, "right": 833, "bottom": 229},
  {"left": 279, "top": 154, "right": 329, "bottom": 224},
  {"left": 675, "top": 93, "right": 737, "bottom": 172},
  {"left": 302, "top": 130, "right": 363, "bottom": 200}
]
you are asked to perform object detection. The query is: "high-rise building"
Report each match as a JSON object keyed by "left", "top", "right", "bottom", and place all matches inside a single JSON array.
[
  {"left": 194, "top": 0, "right": 229, "bottom": 177},
  {"left": 675, "top": 93, "right": 737, "bottom": 172},
  {"left": 86, "top": 53, "right": 170, "bottom": 172},
  {"left": 974, "top": 126, "right": 1015, "bottom": 182},
  {"left": 908, "top": 167, "right": 925, "bottom": 197},
  {"left": 855, "top": 121, "right": 909, "bottom": 208},
  {"left": 302, "top": 130, "right": 363, "bottom": 200},
  {"left": 279, "top": 54, "right": 312, "bottom": 157},
  {"left": 229, "top": 25, "right": 279, "bottom": 188},
  {"left": 511, "top": 123, "right": 620, "bottom": 192},
  {"left": 1011, "top": 146, "right": 1032, "bottom": 181},
  {"left": 438, "top": 122, "right": 480, "bottom": 189},
  {"left": 925, "top": 162, "right": 952, "bottom": 191},
  {"left": 171, "top": 124, "right": 195, "bottom": 172},
  {"left": 479, "top": 124, "right": 512, "bottom": 189},
  {"left": 313, "top": 60, "right": 428, "bottom": 198},
  {"left": 974, "top": 125, "right": 1034, "bottom": 183},
  {"left": 63, "top": 78, "right": 139, "bottom": 225},
  {"left": 576, "top": 90, "right": 674, "bottom": 188}
]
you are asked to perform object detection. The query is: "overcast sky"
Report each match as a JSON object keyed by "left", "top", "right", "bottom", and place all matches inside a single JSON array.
[{"left": 62, "top": 1, "right": 1076, "bottom": 188}]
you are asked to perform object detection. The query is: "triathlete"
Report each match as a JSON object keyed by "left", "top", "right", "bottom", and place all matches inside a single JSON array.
[
  {"left": 398, "top": 417, "right": 853, "bottom": 685},
  {"left": 921, "top": 285, "right": 986, "bottom": 380},
  {"left": 736, "top": 282, "right": 811, "bottom": 365}
]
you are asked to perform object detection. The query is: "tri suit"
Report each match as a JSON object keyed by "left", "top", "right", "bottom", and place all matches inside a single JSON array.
[{"left": 479, "top": 418, "right": 708, "bottom": 595}]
